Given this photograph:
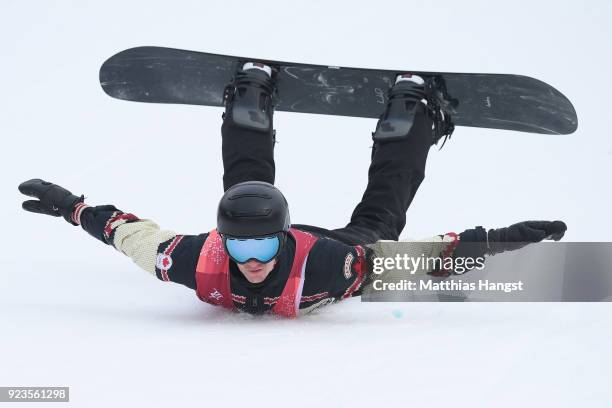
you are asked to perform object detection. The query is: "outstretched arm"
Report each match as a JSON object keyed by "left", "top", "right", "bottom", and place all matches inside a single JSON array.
[
  {"left": 292, "top": 219, "right": 568, "bottom": 312},
  {"left": 366, "top": 220, "right": 568, "bottom": 278},
  {"left": 18, "top": 179, "right": 205, "bottom": 290}
]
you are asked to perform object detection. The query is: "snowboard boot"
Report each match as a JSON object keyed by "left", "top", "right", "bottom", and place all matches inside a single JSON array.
[
  {"left": 224, "top": 62, "right": 277, "bottom": 132},
  {"left": 372, "top": 74, "right": 454, "bottom": 146}
]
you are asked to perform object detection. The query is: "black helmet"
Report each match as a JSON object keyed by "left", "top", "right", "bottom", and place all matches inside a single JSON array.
[{"left": 217, "top": 181, "right": 290, "bottom": 238}]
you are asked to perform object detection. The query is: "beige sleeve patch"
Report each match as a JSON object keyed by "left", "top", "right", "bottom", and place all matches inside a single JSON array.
[
  {"left": 112, "top": 220, "right": 177, "bottom": 275},
  {"left": 365, "top": 235, "right": 456, "bottom": 277}
]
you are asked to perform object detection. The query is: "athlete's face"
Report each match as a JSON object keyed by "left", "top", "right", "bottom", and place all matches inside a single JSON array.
[{"left": 237, "top": 259, "right": 277, "bottom": 283}]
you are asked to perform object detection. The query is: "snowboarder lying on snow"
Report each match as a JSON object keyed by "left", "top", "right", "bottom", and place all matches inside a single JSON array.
[{"left": 19, "top": 63, "right": 567, "bottom": 316}]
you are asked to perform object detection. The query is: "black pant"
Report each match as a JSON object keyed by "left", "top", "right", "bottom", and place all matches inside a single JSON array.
[{"left": 221, "top": 106, "right": 433, "bottom": 246}]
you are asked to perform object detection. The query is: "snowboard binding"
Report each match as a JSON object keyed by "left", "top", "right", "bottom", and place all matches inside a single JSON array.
[
  {"left": 372, "top": 74, "right": 455, "bottom": 147},
  {"left": 426, "top": 76, "right": 456, "bottom": 148},
  {"left": 223, "top": 62, "right": 278, "bottom": 132}
]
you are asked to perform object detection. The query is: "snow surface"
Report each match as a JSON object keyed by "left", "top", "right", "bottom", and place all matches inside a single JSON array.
[{"left": 1, "top": 1, "right": 611, "bottom": 407}]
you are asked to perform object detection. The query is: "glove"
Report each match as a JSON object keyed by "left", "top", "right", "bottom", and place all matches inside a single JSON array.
[
  {"left": 19, "top": 179, "right": 84, "bottom": 225},
  {"left": 457, "top": 220, "right": 567, "bottom": 258},
  {"left": 488, "top": 220, "right": 567, "bottom": 255}
]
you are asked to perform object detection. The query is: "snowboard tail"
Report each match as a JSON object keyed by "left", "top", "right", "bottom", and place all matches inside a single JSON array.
[{"left": 100, "top": 46, "right": 578, "bottom": 135}]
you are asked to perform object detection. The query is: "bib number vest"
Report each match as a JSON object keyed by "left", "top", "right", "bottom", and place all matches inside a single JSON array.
[{"left": 195, "top": 228, "right": 318, "bottom": 317}]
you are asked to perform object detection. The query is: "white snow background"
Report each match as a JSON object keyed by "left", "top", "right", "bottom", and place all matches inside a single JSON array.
[{"left": 1, "top": 0, "right": 611, "bottom": 407}]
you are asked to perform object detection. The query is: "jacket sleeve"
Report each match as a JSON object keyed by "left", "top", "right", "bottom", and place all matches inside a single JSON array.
[
  {"left": 364, "top": 233, "right": 462, "bottom": 279},
  {"left": 299, "top": 232, "right": 459, "bottom": 309},
  {"left": 301, "top": 238, "right": 369, "bottom": 306},
  {"left": 73, "top": 203, "right": 206, "bottom": 290}
]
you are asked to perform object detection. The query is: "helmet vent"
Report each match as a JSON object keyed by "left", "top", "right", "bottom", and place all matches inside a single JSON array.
[
  {"left": 228, "top": 193, "right": 271, "bottom": 200},
  {"left": 226, "top": 209, "right": 272, "bottom": 217}
]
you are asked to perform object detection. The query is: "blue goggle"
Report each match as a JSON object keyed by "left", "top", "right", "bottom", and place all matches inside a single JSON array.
[{"left": 223, "top": 234, "right": 282, "bottom": 264}]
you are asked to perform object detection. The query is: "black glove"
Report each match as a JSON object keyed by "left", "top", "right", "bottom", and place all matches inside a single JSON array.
[
  {"left": 487, "top": 220, "right": 567, "bottom": 255},
  {"left": 18, "top": 179, "right": 84, "bottom": 225},
  {"left": 457, "top": 220, "right": 567, "bottom": 258}
]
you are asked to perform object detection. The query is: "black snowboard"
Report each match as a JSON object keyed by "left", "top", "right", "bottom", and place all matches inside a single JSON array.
[{"left": 99, "top": 46, "right": 577, "bottom": 135}]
